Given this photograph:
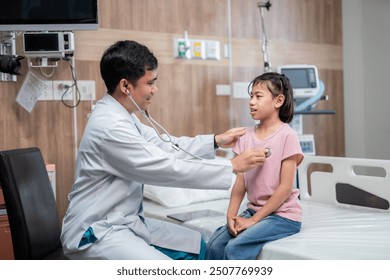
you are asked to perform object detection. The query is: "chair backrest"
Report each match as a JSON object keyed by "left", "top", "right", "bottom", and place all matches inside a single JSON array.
[{"left": 0, "top": 147, "right": 63, "bottom": 259}]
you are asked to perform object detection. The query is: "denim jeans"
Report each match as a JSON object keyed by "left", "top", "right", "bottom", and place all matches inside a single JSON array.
[{"left": 206, "top": 209, "right": 301, "bottom": 260}]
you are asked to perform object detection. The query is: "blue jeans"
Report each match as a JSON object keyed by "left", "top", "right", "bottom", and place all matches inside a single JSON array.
[{"left": 206, "top": 209, "right": 301, "bottom": 260}]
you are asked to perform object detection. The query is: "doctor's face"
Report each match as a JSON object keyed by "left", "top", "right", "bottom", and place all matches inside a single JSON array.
[{"left": 131, "top": 70, "right": 158, "bottom": 111}]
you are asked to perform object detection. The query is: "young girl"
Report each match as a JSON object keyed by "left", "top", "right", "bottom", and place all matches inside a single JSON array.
[{"left": 206, "top": 72, "right": 304, "bottom": 260}]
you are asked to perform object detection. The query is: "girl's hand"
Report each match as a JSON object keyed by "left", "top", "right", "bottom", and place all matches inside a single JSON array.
[
  {"left": 227, "top": 216, "right": 238, "bottom": 236},
  {"left": 232, "top": 216, "right": 256, "bottom": 234}
]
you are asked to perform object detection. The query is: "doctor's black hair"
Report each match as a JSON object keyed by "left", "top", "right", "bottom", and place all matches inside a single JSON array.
[
  {"left": 100, "top": 40, "right": 158, "bottom": 94},
  {"left": 247, "top": 72, "right": 294, "bottom": 123}
]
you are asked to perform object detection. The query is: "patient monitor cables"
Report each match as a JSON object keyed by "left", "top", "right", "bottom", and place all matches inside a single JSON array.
[{"left": 126, "top": 90, "right": 203, "bottom": 160}]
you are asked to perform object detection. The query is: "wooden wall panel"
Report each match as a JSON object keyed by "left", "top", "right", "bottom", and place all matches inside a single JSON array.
[
  {"left": 231, "top": 0, "right": 342, "bottom": 45},
  {"left": 0, "top": 59, "right": 78, "bottom": 216},
  {"left": 148, "top": 63, "right": 231, "bottom": 136},
  {"left": 0, "top": 0, "right": 343, "bottom": 221},
  {"left": 99, "top": 0, "right": 228, "bottom": 36}
]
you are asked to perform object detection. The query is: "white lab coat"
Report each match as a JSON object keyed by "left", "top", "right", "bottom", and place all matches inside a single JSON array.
[{"left": 60, "top": 94, "right": 233, "bottom": 259}]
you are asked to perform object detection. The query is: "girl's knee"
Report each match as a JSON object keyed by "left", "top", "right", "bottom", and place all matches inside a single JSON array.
[
  {"left": 223, "top": 242, "right": 238, "bottom": 259},
  {"left": 205, "top": 243, "right": 220, "bottom": 260},
  {"left": 206, "top": 235, "right": 229, "bottom": 260}
]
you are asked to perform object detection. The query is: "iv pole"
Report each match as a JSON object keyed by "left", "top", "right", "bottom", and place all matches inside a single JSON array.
[{"left": 258, "top": 1, "right": 272, "bottom": 73}]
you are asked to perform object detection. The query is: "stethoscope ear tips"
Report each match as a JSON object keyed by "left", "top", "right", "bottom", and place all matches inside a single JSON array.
[{"left": 264, "top": 148, "right": 272, "bottom": 158}]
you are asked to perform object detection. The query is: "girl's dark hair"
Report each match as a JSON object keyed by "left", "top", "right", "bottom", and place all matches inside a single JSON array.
[
  {"left": 248, "top": 72, "right": 294, "bottom": 123},
  {"left": 100, "top": 40, "right": 158, "bottom": 94}
]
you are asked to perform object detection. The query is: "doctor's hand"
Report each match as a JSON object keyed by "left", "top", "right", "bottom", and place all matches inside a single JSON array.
[
  {"left": 230, "top": 148, "right": 266, "bottom": 173},
  {"left": 215, "top": 127, "right": 246, "bottom": 148}
]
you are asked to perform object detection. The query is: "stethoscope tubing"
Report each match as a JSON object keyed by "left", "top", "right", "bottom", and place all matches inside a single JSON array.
[{"left": 127, "top": 92, "right": 202, "bottom": 160}]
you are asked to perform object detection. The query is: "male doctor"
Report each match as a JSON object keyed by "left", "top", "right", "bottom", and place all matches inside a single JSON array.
[{"left": 60, "top": 40, "right": 266, "bottom": 260}]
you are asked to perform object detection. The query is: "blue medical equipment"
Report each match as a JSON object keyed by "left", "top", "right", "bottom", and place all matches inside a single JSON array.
[{"left": 278, "top": 64, "right": 335, "bottom": 155}]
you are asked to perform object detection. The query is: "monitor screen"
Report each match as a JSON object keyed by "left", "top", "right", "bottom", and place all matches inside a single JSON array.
[
  {"left": 281, "top": 68, "right": 317, "bottom": 89},
  {"left": 0, "top": 0, "right": 98, "bottom": 31},
  {"left": 278, "top": 65, "right": 320, "bottom": 99}
]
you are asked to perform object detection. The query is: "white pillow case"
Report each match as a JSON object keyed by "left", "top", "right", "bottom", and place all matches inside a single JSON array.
[
  {"left": 143, "top": 184, "right": 233, "bottom": 208},
  {"left": 143, "top": 155, "right": 234, "bottom": 207}
]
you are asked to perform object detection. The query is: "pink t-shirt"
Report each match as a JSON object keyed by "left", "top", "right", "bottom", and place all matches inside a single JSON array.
[{"left": 233, "top": 124, "right": 304, "bottom": 222}]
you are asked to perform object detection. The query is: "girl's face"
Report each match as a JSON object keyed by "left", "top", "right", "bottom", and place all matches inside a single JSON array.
[{"left": 249, "top": 82, "right": 280, "bottom": 122}]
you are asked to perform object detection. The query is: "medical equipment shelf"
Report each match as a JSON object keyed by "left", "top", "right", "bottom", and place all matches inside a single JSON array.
[{"left": 294, "top": 110, "right": 336, "bottom": 115}]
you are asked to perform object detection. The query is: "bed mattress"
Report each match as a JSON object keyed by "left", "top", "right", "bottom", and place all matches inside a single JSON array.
[
  {"left": 144, "top": 198, "right": 390, "bottom": 259},
  {"left": 144, "top": 155, "right": 390, "bottom": 259}
]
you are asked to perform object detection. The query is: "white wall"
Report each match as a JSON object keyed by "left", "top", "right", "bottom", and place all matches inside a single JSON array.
[{"left": 343, "top": 0, "right": 390, "bottom": 160}]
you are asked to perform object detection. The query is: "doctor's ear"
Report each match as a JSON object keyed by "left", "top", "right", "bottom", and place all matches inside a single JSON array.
[{"left": 119, "top": 79, "right": 130, "bottom": 93}]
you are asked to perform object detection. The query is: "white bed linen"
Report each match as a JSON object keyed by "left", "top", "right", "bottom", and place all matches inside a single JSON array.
[
  {"left": 143, "top": 198, "right": 238, "bottom": 242},
  {"left": 259, "top": 200, "right": 390, "bottom": 259},
  {"left": 143, "top": 198, "right": 390, "bottom": 259},
  {"left": 143, "top": 155, "right": 390, "bottom": 259}
]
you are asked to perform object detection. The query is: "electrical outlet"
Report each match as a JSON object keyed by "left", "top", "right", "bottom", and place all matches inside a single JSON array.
[
  {"left": 205, "top": 40, "right": 220, "bottom": 60},
  {"left": 37, "top": 80, "right": 54, "bottom": 100},
  {"left": 191, "top": 40, "right": 206, "bottom": 59},
  {"left": 77, "top": 80, "right": 96, "bottom": 101},
  {"left": 173, "top": 38, "right": 191, "bottom": 59},
  {"left": 53, "top": 80, "right": 74, "bottom": 101}
]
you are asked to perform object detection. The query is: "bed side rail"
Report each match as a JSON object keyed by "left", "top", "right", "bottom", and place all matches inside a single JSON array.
[{"left": 298, "top": 155, "right": 390, "bottom": 213}]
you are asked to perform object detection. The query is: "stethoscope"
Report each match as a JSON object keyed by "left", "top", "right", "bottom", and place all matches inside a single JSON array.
[
  {"left": 264, "top": 147, "right": 272, "bottom": 158},
  {"left": 126, "top": 90, "right": 203, "bottom": 160},
  {"left": 125, "top": 89, "right": 273, "bottom": 161}
]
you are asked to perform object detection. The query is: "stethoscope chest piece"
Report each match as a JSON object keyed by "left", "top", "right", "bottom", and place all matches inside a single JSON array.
[{"left": 264, "top": 147, "right": 272, "bottom": 158}]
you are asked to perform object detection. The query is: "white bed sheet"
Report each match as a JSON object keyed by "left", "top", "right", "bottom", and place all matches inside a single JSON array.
[
  {"left": 143, "top": 155, "right": 390, "bottom": 259},
  {"left": 144, "top": 198, "right": 390, "bottom": 259},
  {"left": 144, "top": 198, "right": 236, "bottom": 242},
  {"left": 259, "top": 200, "right": 390, "bottom": 259}
]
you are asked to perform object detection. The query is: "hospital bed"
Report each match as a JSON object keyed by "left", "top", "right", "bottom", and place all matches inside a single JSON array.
[{"left": 143, "top": 155, "right": 390, "bottom": 259}]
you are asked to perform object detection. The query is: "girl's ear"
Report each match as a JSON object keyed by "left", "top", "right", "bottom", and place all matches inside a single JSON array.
[{"left": 275, "top": 94, "right": 285, "bottom": 109}]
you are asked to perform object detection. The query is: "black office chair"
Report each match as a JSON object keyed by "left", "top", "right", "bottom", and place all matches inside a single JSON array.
[{"left": 0, "top": 147, "right": 67, "bottom": 260}]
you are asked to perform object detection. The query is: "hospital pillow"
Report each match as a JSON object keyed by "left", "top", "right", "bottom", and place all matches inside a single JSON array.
[
  {"left": 143, "top": 184, "right": 232, "bottom": 207},
  {"left": 143, "top": 154, "right": 235, "bottom": 207}
]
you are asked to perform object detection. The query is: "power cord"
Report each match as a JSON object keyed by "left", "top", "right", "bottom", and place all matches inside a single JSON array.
[{"left": 59, "top": 57, "right": 81, "bottom": 108}]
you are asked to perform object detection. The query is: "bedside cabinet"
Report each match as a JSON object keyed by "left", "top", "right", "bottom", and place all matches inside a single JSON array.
[{"left": 0, "top": 188, "right": 14, "bottom": 260}]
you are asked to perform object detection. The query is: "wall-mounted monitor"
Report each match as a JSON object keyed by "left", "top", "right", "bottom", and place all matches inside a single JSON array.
[
  {"left": 277, "top": 65, "right": 320, "bottom": 99},
  {"left": 0, "top": 0, "right": 99, "bottom": 32}
]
